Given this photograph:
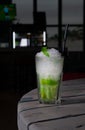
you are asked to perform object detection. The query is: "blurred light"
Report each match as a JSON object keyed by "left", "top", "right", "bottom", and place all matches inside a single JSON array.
[
  {"left": 43, "top": 31, "right": 46, "bottom": 46},
  {"left": 20, "top": 38, "right": 28, "bottom": 47},
  {"left": 13, "top": 31, "right": 15, "bottom": 49}
]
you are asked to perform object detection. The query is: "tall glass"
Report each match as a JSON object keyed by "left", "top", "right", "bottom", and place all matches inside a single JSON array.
[{"left": 35, "top": 49, "right": 64, "bottom": 104}]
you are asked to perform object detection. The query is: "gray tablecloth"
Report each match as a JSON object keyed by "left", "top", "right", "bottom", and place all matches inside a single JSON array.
[{"left": 18, "top": 78, "right": 85, "bottom": 130}]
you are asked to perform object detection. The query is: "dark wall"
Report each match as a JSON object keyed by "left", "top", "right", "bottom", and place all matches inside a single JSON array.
[
  {"left": 0, "top": 48, "right": 40, "bottom": 93},
  {"left": 0, "top": 22, "right": 11, "bottom": 43},
  {"left": 0, "top": 0, "right": 12, "bottom": 4}
]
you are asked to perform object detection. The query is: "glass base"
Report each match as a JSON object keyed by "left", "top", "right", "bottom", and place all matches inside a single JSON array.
[{"left": 39, "top": 98, "right": 61, "bottom": 105}]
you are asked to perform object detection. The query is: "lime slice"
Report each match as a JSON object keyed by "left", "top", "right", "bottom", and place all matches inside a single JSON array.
[
  {"left": 40, "top": 78, "right": 57, "bottom": 86},
  {"left": 41, "top": 47, "right": 49, "bottom": 57}
]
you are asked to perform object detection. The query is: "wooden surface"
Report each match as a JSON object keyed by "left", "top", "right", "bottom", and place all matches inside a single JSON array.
[{"left": 18, "top": 78, "right": 85, "bottom": 130}]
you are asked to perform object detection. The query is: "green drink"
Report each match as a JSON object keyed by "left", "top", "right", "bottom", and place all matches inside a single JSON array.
[{"left": 35, "top": 48, "right": 63, "bottom": 104}]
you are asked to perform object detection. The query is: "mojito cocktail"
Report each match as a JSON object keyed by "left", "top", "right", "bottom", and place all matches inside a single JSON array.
[{"left": 35, "top": 48, "right": 63, "bottom": 104}]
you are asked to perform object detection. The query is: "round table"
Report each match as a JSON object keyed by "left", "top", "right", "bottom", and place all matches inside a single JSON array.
[{"left": 17, "top": 78, "right": 85, "bottom": 130}]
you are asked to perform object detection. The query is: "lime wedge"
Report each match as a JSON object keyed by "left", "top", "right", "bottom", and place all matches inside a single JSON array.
[
  {"left": 40, "top": 78, "right": 57, "bottom": 86},
  {"left": 41, "top": 47, "right": 49, "bottom": 57}
]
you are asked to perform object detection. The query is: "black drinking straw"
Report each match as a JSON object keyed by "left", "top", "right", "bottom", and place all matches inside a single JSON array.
[{"left": 62, "top": 24, "right": 69, "bottom": 55}]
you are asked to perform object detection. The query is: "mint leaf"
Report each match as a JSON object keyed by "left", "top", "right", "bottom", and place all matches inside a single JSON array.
[{"left": 41, "top": 47, "right": 49, "bottom": 57}]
